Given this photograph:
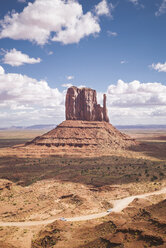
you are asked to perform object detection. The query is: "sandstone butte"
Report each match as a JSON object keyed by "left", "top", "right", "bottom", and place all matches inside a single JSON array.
[
  {"left": 26, "top": 86, "right": 136, "bottom": 154},
  {"left": 65, "top": 86, "right": 109, "bottom": 122}
]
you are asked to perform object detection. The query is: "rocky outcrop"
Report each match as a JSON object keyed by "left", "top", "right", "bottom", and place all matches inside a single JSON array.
[
  {"left": 65, "top": 87, "right": 109, "bottom": 122},
  {"left": 0, "top": 180, "right": 12, "bottom": 191}
]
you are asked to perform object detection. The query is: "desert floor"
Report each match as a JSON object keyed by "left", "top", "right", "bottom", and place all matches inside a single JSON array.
[{"left": 0, "top": 128, "right": 166, "bottom": 248}]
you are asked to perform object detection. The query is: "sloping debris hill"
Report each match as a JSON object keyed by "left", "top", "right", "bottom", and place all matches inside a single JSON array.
[{"left": 27, "top": 120, "right": 136, "bottom": 151}]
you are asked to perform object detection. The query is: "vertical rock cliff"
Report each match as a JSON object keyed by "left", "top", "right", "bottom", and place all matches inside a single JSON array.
[{"left": 65, "top": 86, "right": 109, "bottom": 122}]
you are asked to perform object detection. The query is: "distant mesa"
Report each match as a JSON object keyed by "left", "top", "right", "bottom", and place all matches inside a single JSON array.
[
  {"left": 66, "top": 86, "right": 109, "bottom": 122},
  {"left": 26, "top": 86, "right": 136, "bottom": 154}
]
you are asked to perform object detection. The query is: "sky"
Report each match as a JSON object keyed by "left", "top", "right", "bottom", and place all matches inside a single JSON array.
[{"left": 0, "top": 0, "right": 166, "bottom": 127}]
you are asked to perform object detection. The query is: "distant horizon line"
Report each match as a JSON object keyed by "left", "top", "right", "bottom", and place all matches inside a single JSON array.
[{"left": 0, "top": 123, "right": 166, "bottom": 130}]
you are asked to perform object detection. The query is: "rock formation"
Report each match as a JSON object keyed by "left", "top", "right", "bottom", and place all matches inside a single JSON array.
[
  {"left": 65, "top": 87, "right": 109, "bottom": 122},
  {"left": 27, "top": 120, "right": 136, "bottom": 151},
  {"left": 25, "top": 86, "right": 136, "bottom": 155}
]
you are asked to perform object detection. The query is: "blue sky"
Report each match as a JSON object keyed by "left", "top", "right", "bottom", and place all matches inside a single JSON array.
[{"left": 0, "top": 0, "right": 166, "bottom": 127}]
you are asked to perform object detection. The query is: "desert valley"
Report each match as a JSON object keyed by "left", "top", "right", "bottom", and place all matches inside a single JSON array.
[{"left": 0, "top": 87, "right": 165, "bottom": 248}]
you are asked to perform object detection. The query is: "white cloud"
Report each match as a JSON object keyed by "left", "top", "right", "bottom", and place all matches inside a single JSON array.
[
  {"left": 107, "top": 80, "right": 166, "bottom": 106},
  {"left": 61, "top": 83, "right": 86, "bottom": 89},
  {"left": 95, "top": 0, "right": 110, "bottom": 16},
  {"left": 0, "top": 66, "right": 65, "bottom": 127},
  {"left": 0, "top": 69, "right": 64, "bottom": 105},
  {"left": 151, "top": 62, "right": 166, "bottom": 72},
  {"left": 62, "top": 83, "right": 73, "bottom": 88},
  {"left": 52, "top": 12, "right": 100, "bottom": 45},
  {"left": 151, "top": 107, "right": 166, "bottom": 117},
  {"left": 2, "top": 48, "right": 41, "bottom": 66},
  {"left": 77, "top": 85, "right": 86, "bottom": 88},
  {"left": 107, "top": 30, "right": 118, "bottom": 37},
  {"left": 0, "top": 66, "right": 5, "bottom": 74},
  {"left": 0, "top": 0, "right": 101, "bottom": 45},
  {"left": 155, "top": 0, "right": 166, "bottom": 16},
  {"left": 106, "top": 80, "right": 166, "bottom": 124},
  {"left": 66, "top": 75, "right": 74, "bottom": 80},
  {"left": 1, "top": 68, "right": 166, "bottom": 127}
]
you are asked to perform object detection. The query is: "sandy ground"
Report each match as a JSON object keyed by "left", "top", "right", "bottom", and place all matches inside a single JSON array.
[
  {"left": 0, "top": 186, "right": 165, "bottom": 226},
  {"left": 0, "top": 128, "right": 165, "bottom": 248}
]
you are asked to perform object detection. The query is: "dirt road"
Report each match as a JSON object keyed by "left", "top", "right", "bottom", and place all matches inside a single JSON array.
[
  {"left": 0, "top": 187, "right": 165, "bottom": 227},
  {"left": 113, "top": 186, "right": 166, "bottom": 212}
]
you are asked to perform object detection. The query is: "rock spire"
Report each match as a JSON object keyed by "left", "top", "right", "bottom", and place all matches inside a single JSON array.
[{"left": 65, "top": 86, "right": 109, "bottom": 122}]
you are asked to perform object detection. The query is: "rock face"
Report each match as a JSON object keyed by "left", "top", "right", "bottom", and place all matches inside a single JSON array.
[{"left": 65, "top": 87, "right": 109, "bottom": 122}]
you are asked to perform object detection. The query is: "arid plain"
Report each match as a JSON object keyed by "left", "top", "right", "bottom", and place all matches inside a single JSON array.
[{"left": 0, "top": 127, "right": 166, "bottom": 248}]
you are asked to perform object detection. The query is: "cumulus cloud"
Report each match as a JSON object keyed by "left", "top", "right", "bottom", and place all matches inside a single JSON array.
[
  {"left": 151, "top": 62, "right": 166, "bottom": 72},
  {"left": 107, "top": 79, "right": 166, "bottom": 106},
  {"left": 155, "top": 0, "right": 166, "bottom": 16},
  {"left": 95, "top": 0, "right": 110, "bottom": 16},
  {"left": 0, "top": 0, "right": 101, "bottom": 45},
  {"left": 105, "top": 80, "right": 166, "bottom": 125},
  {"left": 2, "top": 48, "right": 41, "bottom": 66},
  {"left": 1, "top": 68, "right": 166, "bottom": 127},
  {"left": 0, "top": 66, "right": 65, "bottom": 126},
  {"left": 52, "top": 12, "right": 100, "bottom": 45}
]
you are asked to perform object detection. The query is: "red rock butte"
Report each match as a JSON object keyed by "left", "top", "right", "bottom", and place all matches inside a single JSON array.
[
  {"left": 26, "top": 86, "right": 136, "bottom": 154},
  {"left": 65, "top": 87, "right": 109, "bottom": 122}
]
